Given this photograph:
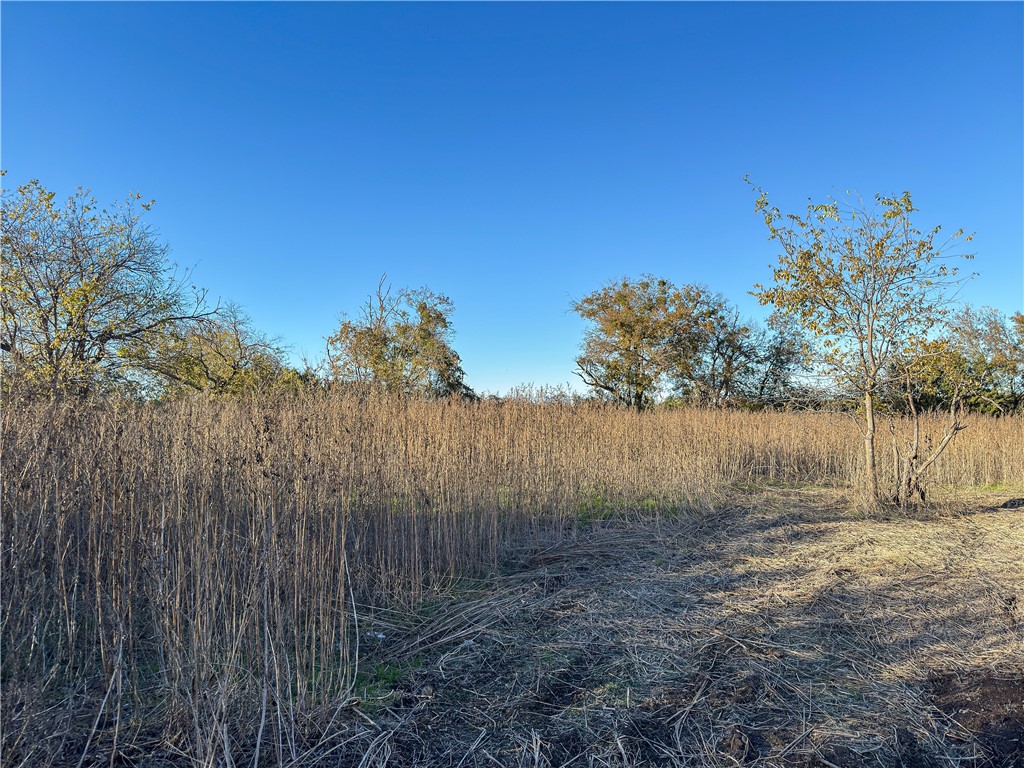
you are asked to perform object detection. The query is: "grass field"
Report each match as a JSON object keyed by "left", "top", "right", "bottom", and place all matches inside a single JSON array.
[
  {"left": 348, "top": 489, "right": 1024, "bottom": 767},
  {"left": 2, "top": 393, "right": 1022, "bottom": 767}
]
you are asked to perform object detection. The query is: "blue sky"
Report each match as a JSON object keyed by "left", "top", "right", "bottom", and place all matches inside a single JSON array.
[{"left": 3, "top": 2, "right": 1022, "bottom": 394}]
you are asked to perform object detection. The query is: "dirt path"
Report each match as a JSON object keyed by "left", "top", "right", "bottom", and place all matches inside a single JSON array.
[{"left": 350, "top": 494, "right": 1024, "bottom": 767}]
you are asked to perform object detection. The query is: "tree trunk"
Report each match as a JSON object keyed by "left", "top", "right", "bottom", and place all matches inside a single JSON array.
[
  {"left": 864, "top": 391, "right": 879, "bottom": 503},
  {"left": 633, "top": 389, "right": 644, "bottom": 412}
]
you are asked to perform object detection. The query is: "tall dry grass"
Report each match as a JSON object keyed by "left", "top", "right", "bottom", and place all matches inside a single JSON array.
[{"left": 2, "top": 391, "right": 1020, "bottom": 766}]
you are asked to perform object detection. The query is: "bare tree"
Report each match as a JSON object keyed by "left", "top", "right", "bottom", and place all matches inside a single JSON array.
[{"left": 882, "top": 339, "right": 972, "bottom": 505}]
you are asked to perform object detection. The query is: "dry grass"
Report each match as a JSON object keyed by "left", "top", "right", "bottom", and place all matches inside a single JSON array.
[
  {"left": 2, "top": 392, "right": 1022, "bottom": 766},
  {"left": 348, "top": 490, "right": 1024, "bottom": 767}
]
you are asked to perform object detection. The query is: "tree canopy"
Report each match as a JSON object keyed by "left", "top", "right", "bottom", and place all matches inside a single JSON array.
[
  {"left": 571, "top": 276, "right": 713, "bottom": 411},
  {"left": 572, "top": 276, "right": 807, "bottom": 411},
  {"left": 1, "top": 179, "right": 213, "bottom": 398},
  {"left": 325, "top": 277, "right": 474, "bottom": 399},
  {"left": 950, "top": 306, "right": 1024, "bottom": 414},
  {"left": 134, "top": 303, "right": 292, "bottom": 397}
]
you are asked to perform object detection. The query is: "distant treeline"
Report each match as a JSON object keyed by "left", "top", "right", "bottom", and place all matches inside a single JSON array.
[{"left": 3, "top": 178, "right": 1022, "bottom": 416}]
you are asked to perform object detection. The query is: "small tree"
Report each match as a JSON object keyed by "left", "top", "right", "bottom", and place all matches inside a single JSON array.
[
  {"left": 325, "top": 276, "right": 473, "bottom": 398},
  {"left": 744, "top": 314, "right": 810, "bottom": 409},
  {"left": 749, "top": 183, "right": 973, "bottom": 503},
  {"left": 133, "top": 304, "right": 289, "bottom": 396},
  {"left": 571, "top": 276, "right": 714, "bottom": 411},
  {"left": 886, "top": 338, "right": 972, "bottom": 506},
  {"left": 1, "top": 178, "right": 213, "bottom": 398}
]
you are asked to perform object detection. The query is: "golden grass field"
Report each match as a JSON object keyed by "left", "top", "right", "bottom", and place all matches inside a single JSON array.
[{"left": 2, "top": 393, "right": 1022, "bottom": 767}]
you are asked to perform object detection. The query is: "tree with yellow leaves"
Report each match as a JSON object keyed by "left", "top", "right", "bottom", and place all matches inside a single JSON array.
[
  {"left": 748, "top": 182, "right": 975, "bottom": 504},
  {"left": 325, "top": 276, "right": 473, "bottom": 399},
  {"left": 572, "top": 276, "right": 718, "bottom": 412},
  {"left": 1, "top": 178, "right": 213, "bottom": 398},
  {"left": 133, "top": 303, "right": 289, "bottom": 397}
]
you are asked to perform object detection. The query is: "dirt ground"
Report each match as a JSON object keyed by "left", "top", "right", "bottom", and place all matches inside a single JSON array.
[{"left": 345, "top": 490, "right": 1024, "bottom": 767}]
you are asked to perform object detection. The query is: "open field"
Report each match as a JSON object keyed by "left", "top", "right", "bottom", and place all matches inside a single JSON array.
[
  {"left": 346, "top": 490, "right": 1023, "bottom": 767},
  {"left": 2, "top": 394, "right": 1022, "bottom": 766}
]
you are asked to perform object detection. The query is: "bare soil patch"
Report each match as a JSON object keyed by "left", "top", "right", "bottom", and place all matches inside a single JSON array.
[
  {"left": 929, "top": 672, "right": 1024, "bottom": 767},
  {"left": 346, "top": 491, "right": 1024, "bottom": 767}
]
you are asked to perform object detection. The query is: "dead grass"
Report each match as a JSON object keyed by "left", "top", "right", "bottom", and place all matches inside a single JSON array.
[
  {"left": 348, "top": 489, "right": 1024, "bottom": 767},
  {"left": 2, "top": 392, "right": 1022, "bottom": 766}
]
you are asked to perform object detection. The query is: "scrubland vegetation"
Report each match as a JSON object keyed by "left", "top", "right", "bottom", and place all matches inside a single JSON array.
[
  {"left": 4, "top": 178, "right": 1024, "bottom": 765},
  {"left": 3, "top": 392, "right": 1023, "bottom": 766}
]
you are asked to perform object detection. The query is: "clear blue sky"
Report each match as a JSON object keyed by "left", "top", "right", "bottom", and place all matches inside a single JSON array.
[{"left": 3, "top": 2, "right": 1022, "bottom": 394}]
